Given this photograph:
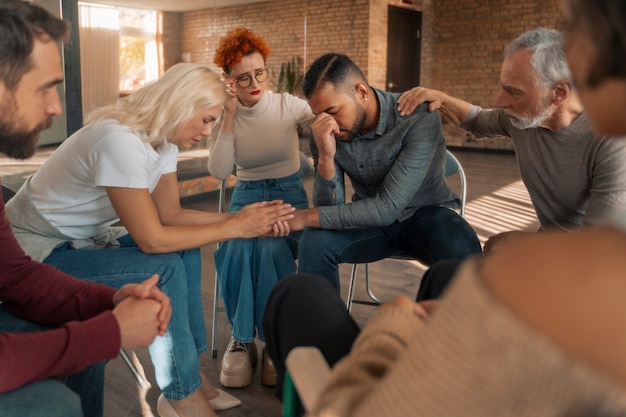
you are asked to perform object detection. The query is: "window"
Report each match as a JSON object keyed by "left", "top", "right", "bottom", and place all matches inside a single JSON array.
[
  {"left": 118, "top": 7, "right": 158, "bottom": 93},
  {"left": 78, "top": 3, "right": 158, "bottom": 95}
]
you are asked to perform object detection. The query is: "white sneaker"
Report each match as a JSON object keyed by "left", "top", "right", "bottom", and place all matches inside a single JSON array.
[{"left": 220, "top": 337, "right": 256, "bottom": 388}]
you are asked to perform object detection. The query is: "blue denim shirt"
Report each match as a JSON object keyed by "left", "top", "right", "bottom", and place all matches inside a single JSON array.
[{"left": 312, "top": 88, "right": 459, "bottom": 230}]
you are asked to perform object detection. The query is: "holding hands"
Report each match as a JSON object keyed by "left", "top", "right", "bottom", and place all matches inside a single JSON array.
[
  {"left": 231, "top": 200, "right": 295, "bottom": 238},
  {"left": 380, "top": 295, "right": 436, "bottom": 320}
]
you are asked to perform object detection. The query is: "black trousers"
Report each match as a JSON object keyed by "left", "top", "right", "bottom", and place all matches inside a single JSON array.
[
  {"left": 262, "top": 261, "right": 463, "bottom": 413},
  {"left": 262, "top": 273, "right": 360, "bottom": 412},
  {"left": 416, "top": 258, "right": 463, "bottom": 301}
]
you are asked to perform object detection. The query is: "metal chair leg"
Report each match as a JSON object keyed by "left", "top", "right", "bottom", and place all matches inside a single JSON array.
[
  {"left": 346, "top": 264, "right": 358, "bottom": 313},
  {"left": 119, "top": 349, "right": 150, "bottom": 389},
  {"left": 363, "top": 264, "right": 384, "bottom": 305},
  {"left": 211, "top": 180, "right": 227, "bottom": 358},
  {"left": 211, "top": 271, "right": 220, "bottom": 358},
  {"left": 347, "top": 264, "right": 383, "bottom": 313}
]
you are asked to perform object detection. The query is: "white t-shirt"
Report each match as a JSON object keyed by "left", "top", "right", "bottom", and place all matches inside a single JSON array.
[{"left": 28, "top": 119, "right": 178, "bottom": 239}]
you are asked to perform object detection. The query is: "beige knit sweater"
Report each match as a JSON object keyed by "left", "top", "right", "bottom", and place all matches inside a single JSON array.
[{"left": 311, "top": 259, "right": 626, "bottom": 417}]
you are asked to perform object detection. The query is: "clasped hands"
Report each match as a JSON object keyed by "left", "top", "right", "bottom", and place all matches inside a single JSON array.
[
  {"left": 380, "top": 295, "right": 438, "bottom": 320},
  {"left": 112, "top": 274, "right": 171, "bottom": 349}
]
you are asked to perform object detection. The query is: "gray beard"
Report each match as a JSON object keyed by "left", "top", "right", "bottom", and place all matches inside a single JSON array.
[{"left": 507, "top": 106, "right": 552, "bottom": 130}]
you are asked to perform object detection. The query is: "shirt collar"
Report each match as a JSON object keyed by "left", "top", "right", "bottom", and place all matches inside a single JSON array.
[{"left": 359, "top": 87, "right": 392, "bottom": 140}]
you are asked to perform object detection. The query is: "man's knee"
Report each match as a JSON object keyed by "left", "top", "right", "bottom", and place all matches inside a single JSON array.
[
  {"left": 417, "top": 207, "right": 480, "bottom": 250},
  {"left": 264, "top": 273, "right": 336, "bottom": 325},
  {"left": 269, "top": 273, "right": 334, "bottom": 306}
]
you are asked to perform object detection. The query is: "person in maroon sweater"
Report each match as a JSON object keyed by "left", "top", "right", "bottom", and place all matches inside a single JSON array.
[{"left": 0, "top": 2, "right": 171, "bottom": 416}]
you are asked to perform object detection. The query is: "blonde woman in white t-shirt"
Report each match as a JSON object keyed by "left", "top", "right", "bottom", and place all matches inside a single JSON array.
[{"left": 6, "top": 63, "right": 295, "bottom": 417}]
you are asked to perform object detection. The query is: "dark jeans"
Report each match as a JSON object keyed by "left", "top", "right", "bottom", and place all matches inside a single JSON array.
[
  {"left": 297, "top": 205, "right": 482, "bottom": 290},
  {"left": 0, "top": 306, "right": 106, "bottom": 417},
  {"left": 262, "top": 273, "right": 360, "bottom": 414}
]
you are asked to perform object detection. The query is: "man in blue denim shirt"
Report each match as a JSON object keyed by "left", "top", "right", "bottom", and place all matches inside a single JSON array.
[{"left": 289, "top": 53, "right": 482, "bottom": 290}]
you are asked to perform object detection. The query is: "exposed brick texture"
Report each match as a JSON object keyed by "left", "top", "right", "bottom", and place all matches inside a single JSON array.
[
  {"left": 160, "top": 12, "right": 182, "bottom": 72},
  {"left": 162, "top": 0, "right": 564, "bottom": 150},
  {"left": 433, "top": 0, "right": 563, "bottom": 150}
]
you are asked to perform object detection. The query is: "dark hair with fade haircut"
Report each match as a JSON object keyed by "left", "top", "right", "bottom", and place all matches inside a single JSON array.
[
  {"left": 302, "top": 53, "right": 367, "bottom": 99},
  {"left": 566, "top": 0, "right": 626, "bottom": 87},
  {"left": 0, "top": 0, "right": 68, "bottom": 91}
]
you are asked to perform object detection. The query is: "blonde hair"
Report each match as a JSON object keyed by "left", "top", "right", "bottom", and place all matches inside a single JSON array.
[{"left": 87, "top": 63, "right": 227, "bottom": 144}]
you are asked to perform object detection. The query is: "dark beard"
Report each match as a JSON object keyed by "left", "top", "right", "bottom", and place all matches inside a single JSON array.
[
  {"left": 0, "top": 103, "right": 52, "bottom": 160},
  {"left": 344, "top": 101, "right": 367, "bottom": 141}
]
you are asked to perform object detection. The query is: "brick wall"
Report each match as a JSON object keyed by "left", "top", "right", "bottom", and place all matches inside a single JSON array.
[
  {"left": 173, "top": 0, "right": 369, "bottom": 98},
  {"left": 162, "top": 0, "right": 564, "bottom": 150},
  {"left": 433, "top": 0, "right": 563, "bottom": 150},
  {"left": 160, "top": 11, "right": 182, "bottom": 72}
]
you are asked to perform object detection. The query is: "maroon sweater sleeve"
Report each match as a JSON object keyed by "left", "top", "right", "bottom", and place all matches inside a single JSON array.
[{"left": 0, "top": 193, "right": 121, "bottom": 393}]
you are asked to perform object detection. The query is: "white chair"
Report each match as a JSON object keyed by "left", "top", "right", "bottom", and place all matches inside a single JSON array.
[
  {"left": 211, "top": 179, "right": 228, "bottom": 357},
  {"left": 346, "top": 149, "right": 467, "bottom": 313}
]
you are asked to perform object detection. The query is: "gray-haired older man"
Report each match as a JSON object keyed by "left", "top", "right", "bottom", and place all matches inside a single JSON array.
[{"left": 398, "top": 27, "right": 626, "bottom": 300}]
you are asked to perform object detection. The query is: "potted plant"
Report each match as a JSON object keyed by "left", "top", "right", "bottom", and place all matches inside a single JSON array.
[{"left": 272, "top": 57, "right": 303, "bottom": 95}]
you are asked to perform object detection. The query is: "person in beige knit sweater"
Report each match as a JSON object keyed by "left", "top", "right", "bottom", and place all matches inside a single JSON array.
[{"left": 263, "top": 0, "right": 626, "bottom": 415}]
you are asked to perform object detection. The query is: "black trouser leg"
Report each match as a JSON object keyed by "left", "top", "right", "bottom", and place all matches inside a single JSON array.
[
  {"left": 263, "top": 272, "right": 360, "bottom": 411},
  {"left": 416, "top": 259, "right": 463, "bottom": 301}
]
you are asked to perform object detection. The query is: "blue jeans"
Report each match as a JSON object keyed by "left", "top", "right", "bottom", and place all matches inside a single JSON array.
[
  {"left": 215, "top": 172, "right": 309, "bottom": 343},
  {"left": 0, "top": 306, "right": 103, "bottom": 417},
  {"left": 43, "top": 234, "right": 206, "bottom": 401},
  {"left": 298, "top": 205, "right": 482, "bottom": 290}
]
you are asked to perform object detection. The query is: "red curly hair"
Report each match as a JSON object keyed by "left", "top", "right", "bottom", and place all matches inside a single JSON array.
[{"left": 214, "top": 28, "right": 271, "bottom": 73}]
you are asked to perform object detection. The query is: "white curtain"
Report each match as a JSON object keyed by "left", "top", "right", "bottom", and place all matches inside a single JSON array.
[{"left": 78, "top": 4, "right": 120, "bottom": 118}]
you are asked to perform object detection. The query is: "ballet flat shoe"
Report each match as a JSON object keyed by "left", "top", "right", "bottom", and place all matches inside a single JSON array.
[
  {"left": 208, "top": 388, "right": 241, "bottom": 411},
  {"left": 156, "top": 394, "right": 180, "bottom": 417}
]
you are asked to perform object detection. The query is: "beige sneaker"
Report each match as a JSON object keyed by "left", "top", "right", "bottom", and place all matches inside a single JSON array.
[{"left": 220, "top": 337, "right": 257, "bottom": 388}]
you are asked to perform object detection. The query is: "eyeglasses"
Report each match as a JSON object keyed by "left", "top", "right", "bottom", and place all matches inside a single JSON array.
[{"left": 230, "top": 68, "right": 269, "bottom": 88}]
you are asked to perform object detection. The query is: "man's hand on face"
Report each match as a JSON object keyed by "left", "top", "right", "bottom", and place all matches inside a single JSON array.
[
  {"left": 311, "top": 112, "right": 341, "bottom": 158},
  {"left": 310, "top": 112, "right": 342, "bottom": 180}
]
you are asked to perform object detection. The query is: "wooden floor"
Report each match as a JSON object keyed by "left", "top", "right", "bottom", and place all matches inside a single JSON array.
[{"left": 102, "top": 149, "right": 539, "bottom": 417}]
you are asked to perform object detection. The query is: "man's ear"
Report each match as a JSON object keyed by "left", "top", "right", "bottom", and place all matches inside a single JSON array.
[
  {"left": 552, "top": 80, "right": 571, "bottom": 104},
  {"left": 355, "top": 82, "right": 369, "bottom": 102}
]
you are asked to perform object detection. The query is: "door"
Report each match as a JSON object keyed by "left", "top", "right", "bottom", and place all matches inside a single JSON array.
[{"left": 386, "top": 6, "right": 421, "bottom": 93}]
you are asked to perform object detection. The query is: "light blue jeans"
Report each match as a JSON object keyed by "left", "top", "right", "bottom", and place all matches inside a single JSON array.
[
  {"left": 0, "top": 306, "right": 102, "bottom": 417},
  {"left": 43, "top": 234, "right": 206, "bottom": 401},
  {"left": 215, "top": 171, "right": 309, "bottom": 343}
]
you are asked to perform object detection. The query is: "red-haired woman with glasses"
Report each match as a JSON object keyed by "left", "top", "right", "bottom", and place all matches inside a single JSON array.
[{"left": 208, "top": 28, "right": 314, "bottom": 389}]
